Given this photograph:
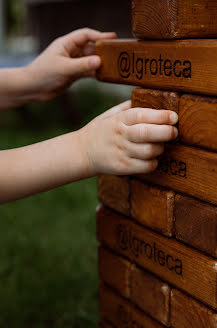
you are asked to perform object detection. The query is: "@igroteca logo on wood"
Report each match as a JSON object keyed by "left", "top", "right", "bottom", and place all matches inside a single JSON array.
[
  {"left": 118, "top": 51, "right": 192, "bottom": 81},
  {"left": 116, "top": 224, "right": 183, "bottom": 276}
]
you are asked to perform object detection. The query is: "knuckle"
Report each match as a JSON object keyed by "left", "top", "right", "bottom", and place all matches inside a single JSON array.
[
  {"left": 115, "top": 121, "right": 126, "bottom": 137},
  {"left": 120, "top": 155, "right": 130, "bottom": 169},
  {"left": 82, "top": 27, "right": 90, "bottom": 33},
  {"left": 53, "top": 36, "right": 62, "bottom": 45},
  {"left": 135, "top": 110, "right": 144, "bottom": 123},
  {"left": 124, "top": 109, "right": 133, "bottom": 124},
  {"left": 139, "top": 125, "right": 149, "bottom": 141},
  {"left": 160, "top": 110, "right": 170, "bottom": 123},
  {"left": 117, "top": 140, "right": 127, "bottom": 153},
  {"left": 116, "top": 156, "right": 130, "bottom": 174},
  {"left": 82, "top": 27, "right": 94, "bottom": 36}
]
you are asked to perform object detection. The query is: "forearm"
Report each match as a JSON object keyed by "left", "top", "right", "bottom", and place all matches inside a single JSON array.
[
  {"left": 0, "top": 131, "right": 91, "bottom": 204},
  {"left": 0, "top": 67, "right": 37, "bottom": 110}
]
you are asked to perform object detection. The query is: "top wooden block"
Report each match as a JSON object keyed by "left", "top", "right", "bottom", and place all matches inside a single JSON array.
[
  {"left": 96, "top": 39, "right": 217, "bottom": 96},
  {"left": 132, "top": 0, "right": 217, "bottom": 39}
]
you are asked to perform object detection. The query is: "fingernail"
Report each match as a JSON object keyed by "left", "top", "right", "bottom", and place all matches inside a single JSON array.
[
  {"left": 174, "top": 127, "right": 179, "bottom": 138},
  {"left": 90, "top": 56, "right": 101, "bottom": 68},
  {"left": 170, "top": 112, "right": 178, "bottom": 124}
]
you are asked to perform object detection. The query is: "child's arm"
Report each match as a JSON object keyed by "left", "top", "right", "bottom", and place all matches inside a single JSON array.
[
  {"left": 0, "top": 101, "right": 178, "bottom": 204},
  {"left": 0, "top": 28, "right": 116, "bottom": 110}
]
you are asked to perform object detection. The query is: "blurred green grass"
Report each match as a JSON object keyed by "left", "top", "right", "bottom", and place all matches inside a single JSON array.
[{"left": 0, "top": 82, "right": 120, "bottom": 328}]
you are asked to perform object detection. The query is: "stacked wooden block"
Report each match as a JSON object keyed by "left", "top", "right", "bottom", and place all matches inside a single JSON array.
[{"left": 96, "top": 1, "right": 217, "bottom": 327}]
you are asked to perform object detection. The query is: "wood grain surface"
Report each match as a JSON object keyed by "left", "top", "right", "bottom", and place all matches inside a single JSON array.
[
  {"left": 98, "top": 247, "right": 131, "bottom": 299},
  {"left": 98, "top": 175, "right": 130, "bottom": 216},
  {"left": 96, "top": 39, "right": 217, "bottom": 96},
  {"left": 132, "top": 0, "right": 217, "bottom": 39},
  {"left": 99, "top": 246, "right": 170, "bottom": 325},
  {"left": 99, "top": 319, "right": 114, "bottom": 328},
  {"left": 99, "top": 284, "right": 164, "bottom": 328},
  {"left": 175, "top": 195, "right": 217, "bottom": 258},
  {"left": 171, "top": 289, "right": 217, "bottom": 328},
  {"left": 132, "top": 88, "right": 180, "bottom": 113},
  {"left": 132, "top": 88, "right": 217, "bottom": 152},
  {"left": 179, "top": 94, "right": 217, "bottom": 151},
  {"left": 140, "top": 144, "right": 217, "bottom": 206},
  {"left": 97, "top": 206, "right": 217, "bottom": 309},
  {"left": 131, "top": 179, "right": 175, "bottom": 236},
  {"left": 130, "top": 265, "right": 170, "bottom": 326}
]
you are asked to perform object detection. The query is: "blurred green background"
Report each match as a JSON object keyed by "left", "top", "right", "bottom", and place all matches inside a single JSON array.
[
  {"left": 0, "top": 0, "right": 132, "bottom": 326},
  {"left": 0, "top": 84, "right": 121, "bottom": 328}
]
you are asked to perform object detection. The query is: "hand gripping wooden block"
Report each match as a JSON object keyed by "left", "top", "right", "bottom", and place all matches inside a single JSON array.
[
  {"left": 131, "top": 179, "right": 175, "bottom": 237},
  {"left": 132, "top": 0, "right": 217, "bottom": 40},
  {"left": 171, "top": 289, "right": 217, "bottom": 328},
  {"left": 97, "top": 206, "right": 217, "bottom": 309},
  {"left": 132, "top": 88, "right": 217, "bottom": 152},
  {"left": 98, "top": 247, "right": 131, "bottom": 299},
  {"left": 141, "top": 144, "right": 217, "bottom": 206},
  {"left": 175, "top": 195, "right": 217, "bottom": 258},
  {"left": 98, "top": 175, "right": 130, "bottom": 216},
  {"left": 99, "top": 284, "right": 164, "bottom": 328},
  {"left": 99, "top": 247, "right": 170, "bottom": 326},
  {"left": 96, "top": 39, "right": 217, "bottom": 96}
]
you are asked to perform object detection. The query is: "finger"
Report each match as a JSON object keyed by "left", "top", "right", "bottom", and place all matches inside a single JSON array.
[
  {"left": 100, "top": 101, "right": 132, "bottom": 119},
  {"left": 127, "top": 142, "right": 164, "bottom": 160},
  {"left": 127, "top": 124, "right": 178, "bottom": 143},
  {"left": 121, "top": 158, "right": 158, "bottom": 175},
  {"left": 83, "top": 41, "right": 96, "bottom": 56},
  {"left": 66, "top": 55, "right": 101, "bottom": 76},
  {"left": 63, "top": 28, "right": 117, "bottom": 55},
  {"left": 123, "top": 108, "right": 179, "bottom": 126},
  {"left": 74, "top": 42, "right": 96, "bottom": 58}
]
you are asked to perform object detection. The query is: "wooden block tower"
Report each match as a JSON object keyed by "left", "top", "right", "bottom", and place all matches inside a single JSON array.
[{"left": 96, "top": 1, "right": 217, "bottom": 327}]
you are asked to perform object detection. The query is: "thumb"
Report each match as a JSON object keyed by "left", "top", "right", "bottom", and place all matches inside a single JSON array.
[{"left": 67, "top": 55, "right": 101, "bottom": 76}]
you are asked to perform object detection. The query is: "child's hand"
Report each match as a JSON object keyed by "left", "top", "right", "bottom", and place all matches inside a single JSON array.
[
  {"left": 79, "top": 101, "right": 179, "bottom": 176},
  {"left": 25, "top": 28, "right": 116, "bottom": 101}
]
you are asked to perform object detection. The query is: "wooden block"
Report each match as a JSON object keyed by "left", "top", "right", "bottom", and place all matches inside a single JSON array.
[
  {"left": 99, "top": 319, "right": 114, "bottom": 328},
  {"left": 98, "top": 247, "right": 131, "bottom": 298},
  {"left": 132, "top": 88, "right": 179, "bottom": 113},
  {"left": 175, "top": 195, "right": 217, "bottom": 258},
  {"left": 97, "top": 206, "right": 217, "bottom": 309},
  {"left": 99, "top": 247, "right": 170, "bottom": 325},
  {"left": 131, "top": 179, "right": 175, "bottom": 237},
  {"left": 171, "top": 289, "right": 217, "bottom": 328},
  {"left": 96, "top": 39, "right": 217, "bottom": 96},
  {"left": 98, "top": 175, "right": 130, "bottom": 216},
  {"left": 99, "top": 284, "right": 164, "bottom": 328},
  {"left": 132, "top": 0, "right": 217, "bottom": 39},
  {"left": 179, "top": 94, "right": 217, "bottom": 152},
  {"left": 130, "top": 265, "right": 170, "bottom": 326},
  {"left": 141, "top": 144, "right": 217, "bottom": 206}
]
